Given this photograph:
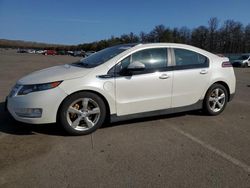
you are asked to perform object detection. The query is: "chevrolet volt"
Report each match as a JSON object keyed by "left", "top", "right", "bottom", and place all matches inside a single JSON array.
[{"left": 6, "top": 43, "right": 236, "bottom": 135}]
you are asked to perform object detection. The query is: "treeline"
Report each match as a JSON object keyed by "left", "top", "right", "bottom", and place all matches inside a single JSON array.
[
  {"left": 1, "top": 17, "right": 250, "bottom": 53},
  {"left": 0, "top": 39, "right": 71, "bottom": 50},
  {"left": 78, "top": 17, "right": 250, "bottom": 53}
]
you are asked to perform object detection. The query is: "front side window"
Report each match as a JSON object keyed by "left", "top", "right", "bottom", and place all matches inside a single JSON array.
[
  {"left": 174, "top": 48, "right": 209, "bottom": 69},
  {"left": 113, "top": 48, "right": 168, "bottom": 75},
  {"left": 131, "top": 48, "right": 168, "bottom": 70}
]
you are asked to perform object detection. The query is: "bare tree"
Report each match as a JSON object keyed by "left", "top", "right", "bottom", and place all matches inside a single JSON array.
[
  {"left": 191, "top": 26, "right": 209, "bottom": 49},
  {"left": 244, "top": 24, "right": 250, "bottom": 52},
  {"left": 208, "top": 17, "right": 219, "bottom": 52},
  {"left": 219, "top": 20, "right": 244, "bottom": 53}
]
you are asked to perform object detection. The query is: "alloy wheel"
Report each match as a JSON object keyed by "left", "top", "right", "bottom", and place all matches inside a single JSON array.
[
  {"left": 66, "top": 98, "right": 100, "bottom": 131},
  {"left": 208, "top": 88, "right": 226, "bottom": 113}
]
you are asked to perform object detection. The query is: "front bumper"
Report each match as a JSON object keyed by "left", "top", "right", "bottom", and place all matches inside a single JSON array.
[{"left": 7, "top": 87, "right": 67, "bottom": 124}]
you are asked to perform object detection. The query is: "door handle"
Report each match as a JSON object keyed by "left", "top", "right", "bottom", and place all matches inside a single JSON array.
[
  {"left": 159, "top": 74, "right": 170, "bottom": 79},
  {"left": 200, "top": 70, "right": 208, "bottom": 74}
]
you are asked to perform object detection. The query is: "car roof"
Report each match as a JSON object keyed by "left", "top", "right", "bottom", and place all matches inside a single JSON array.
[{"left": 131, "top": 43, "right": 216, "bottom": 57}]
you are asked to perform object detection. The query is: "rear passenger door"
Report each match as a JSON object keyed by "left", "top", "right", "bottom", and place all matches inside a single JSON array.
[{"left": 171, "top": 48, "right": 211, "bottom": 107}]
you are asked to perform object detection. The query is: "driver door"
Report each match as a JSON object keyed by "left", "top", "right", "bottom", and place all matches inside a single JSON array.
[{"left": 114, "top": 48, "right": 173, "bottom": 116}]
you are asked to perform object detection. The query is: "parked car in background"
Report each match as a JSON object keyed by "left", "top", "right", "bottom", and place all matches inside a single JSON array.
[
  {"left": 36, "top": 50, "right": 46, "bottom": 54},
  {"left": 6, "top": 43, "right": 236, "bottom": 135},
  {"left": 57, "top": 50, "right": 66, "bottom": 55},
  {"left": 74, "top": 50, "right": 85, "bottom": 57},
  {"left": 85, "top": 50, "right": 96, "bottom": 57},
  {"left": 17, "top": 49, "right": 28, "bottom": 53},
  {"left": 43, "top": 50, "right": 57, "bottom": 56},
  {"left": 67, "top": 51, "right": 74, "bottom": 56},
  {"left": 225, "top": 54, "right": 241, "bottom": 63},
  {"left": 27, "top": 49, "right": 36, "bottom": 54},
  {"left": 231, "top": 54, "right": 250, "bottom": 67}
]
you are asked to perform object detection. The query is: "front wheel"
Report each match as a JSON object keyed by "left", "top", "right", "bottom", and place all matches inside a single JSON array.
[
  {"left": 59, "top": 92, "right": 106, "bottom": 135},
  {"left": 203, "top": 84, "right": 228, "bottom": 116}
]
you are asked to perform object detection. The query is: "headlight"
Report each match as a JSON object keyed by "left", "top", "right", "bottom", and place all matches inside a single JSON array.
[
  {"left": 9, "top": 81, "right": 62, "bottom": 97},
  {"left": 9, "top": 84, "right": 22, "bottom": 97}
]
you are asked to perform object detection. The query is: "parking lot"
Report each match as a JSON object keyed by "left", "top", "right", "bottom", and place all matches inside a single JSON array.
[{"left": 0, "top": 49, "right": 250, "bottom": 187}]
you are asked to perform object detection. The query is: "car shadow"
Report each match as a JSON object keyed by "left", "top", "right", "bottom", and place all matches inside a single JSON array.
[
  {"left": 102, "top": 113, "right": 184, "bottom": 129},
  {"left": 101, "top": 109, "right": 204, "bottom": 129},
  {"left": 0, "top": 102, "right": 202, "bottom": 136}
]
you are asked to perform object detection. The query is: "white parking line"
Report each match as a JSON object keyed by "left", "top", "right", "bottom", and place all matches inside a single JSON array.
[{"left": 170, "top": 126, "right": 250, "bottom": 173}]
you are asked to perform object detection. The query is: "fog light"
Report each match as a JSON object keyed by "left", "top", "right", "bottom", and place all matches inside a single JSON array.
[{"left": 15, "top": 108, "right": 42, "bottom": 118}]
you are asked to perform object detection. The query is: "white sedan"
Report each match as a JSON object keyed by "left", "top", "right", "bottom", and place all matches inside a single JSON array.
[{"left": 6, "top": 43, "right": 236, "bottom": 135}]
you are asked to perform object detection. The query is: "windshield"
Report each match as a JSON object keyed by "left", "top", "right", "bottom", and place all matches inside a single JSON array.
[
  {"left": 73, "top": 44, "right": 137, "bottom": 68},
  {"left": 238, "top": 55, "right": 249, "bottom": 60}
]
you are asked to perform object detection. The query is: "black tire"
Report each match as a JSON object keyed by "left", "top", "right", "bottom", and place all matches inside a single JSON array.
[
  {"left": 203, "top": 84, "right": 228, "bottom": 116},
  {"left": 243, "top": 63, "right": 248, "bottom": 68},
  {"left": 59, "top": 92, "right": 106, "bottom": 135}
]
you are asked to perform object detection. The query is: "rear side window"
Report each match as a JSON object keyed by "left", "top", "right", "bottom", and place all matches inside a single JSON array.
[{"left": 174, "top": 48, "right": 209, "bottom": 69}]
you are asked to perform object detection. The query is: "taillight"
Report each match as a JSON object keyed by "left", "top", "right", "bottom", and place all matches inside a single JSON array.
[{"left": 222, "top": 61, "right": 232, "bottom": 67}]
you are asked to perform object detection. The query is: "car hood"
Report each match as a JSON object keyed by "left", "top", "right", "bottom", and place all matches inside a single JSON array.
[{"left": 18, "top": 64, "right": 92, "bottom": 85}]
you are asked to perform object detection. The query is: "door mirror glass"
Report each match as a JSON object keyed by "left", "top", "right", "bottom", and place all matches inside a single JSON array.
[{"left": 127, "top": 61, "right": 145, "bottom": 71}]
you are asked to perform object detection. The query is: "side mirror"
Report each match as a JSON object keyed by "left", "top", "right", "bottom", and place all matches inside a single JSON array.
[{"left": 127, "top": 61, "right": 145, "bottom": 71}]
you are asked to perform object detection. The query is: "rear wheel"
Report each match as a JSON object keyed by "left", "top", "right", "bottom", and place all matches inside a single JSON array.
[
  {"left": 59, "top": 92, "right": 106, "bottom": 135},
  {"left": 203, "top": 84, "right": 228, "bottom": 115},
  {"left": 243, "top": 63, "right": 248, "bottom": 68}
]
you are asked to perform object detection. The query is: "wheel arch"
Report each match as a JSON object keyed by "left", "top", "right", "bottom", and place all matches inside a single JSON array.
[
  {"left": 207, "top": 81, "right": 230, "bottom": 102},
  {"left": 56, "top": 90, "right": 111, "bottom": 123}
]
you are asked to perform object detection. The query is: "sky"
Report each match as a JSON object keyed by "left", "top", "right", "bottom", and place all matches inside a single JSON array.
[{"left": 0, "top": 0, "right": 250, "bottom": 45}]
